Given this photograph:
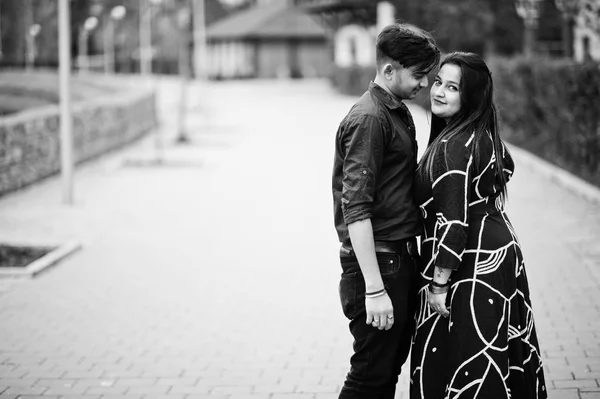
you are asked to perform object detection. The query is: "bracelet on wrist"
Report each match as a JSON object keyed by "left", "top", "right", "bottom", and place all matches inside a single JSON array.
[
  {"left": 428, "top": 283, "right": 449, "bottom": 295},
  {"left": 365, "top": 288, "right": 386, "bottom": 299},
  {"left": 430, "top": 280, "right": 449, "bottom": 288}
]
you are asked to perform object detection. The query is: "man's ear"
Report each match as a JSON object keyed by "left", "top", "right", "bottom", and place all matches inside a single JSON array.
[{"left": 383, "top": 63, "right": 394, "bottom": 79}]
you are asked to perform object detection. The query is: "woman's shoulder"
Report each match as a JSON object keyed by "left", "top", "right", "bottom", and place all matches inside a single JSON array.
[
  {"left": 439, "top": 131, "right": 476, "bottom": 157},
  {"left": 445, "top": 129, "right": 501, "bottom": 153}
]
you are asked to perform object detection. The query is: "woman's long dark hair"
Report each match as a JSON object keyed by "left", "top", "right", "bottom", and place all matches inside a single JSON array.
[{"left": 417, "top": 52, "right": 509, "bottom": 204}]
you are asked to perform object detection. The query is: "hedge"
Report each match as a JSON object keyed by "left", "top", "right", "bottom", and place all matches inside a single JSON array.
[
  {"left": 489, "top": 56, "right": 600, "bottom": 187},
  {"left": 329, "top": 65, "right": 432, "bottom": 110},
  {"left": 331, "top": 59, "right": 600, "bottom": 187}
]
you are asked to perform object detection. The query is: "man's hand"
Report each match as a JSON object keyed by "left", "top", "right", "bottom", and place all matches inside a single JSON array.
[
  {"left": 347, "top": 219, "right": 395, "bottom": 330},
  {"left": 365, "top": 293, "right": 394, "bottom": 330},
  {"left": 428, "top": 291, "right": 449, "bottom": 318}
]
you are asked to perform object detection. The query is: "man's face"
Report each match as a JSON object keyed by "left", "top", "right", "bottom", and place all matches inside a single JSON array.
[{"left": 385, "top": 64, "right": 429, "bottom": 100}]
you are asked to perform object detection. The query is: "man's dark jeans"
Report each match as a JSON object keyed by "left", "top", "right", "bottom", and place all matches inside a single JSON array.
[{"left": 338, "top": 249, "right": 419, "bottom": 399}]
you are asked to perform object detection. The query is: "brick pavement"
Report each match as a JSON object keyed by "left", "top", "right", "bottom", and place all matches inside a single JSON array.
[{"left": 0, "top": 77, "right": 599, "bottom": 399}]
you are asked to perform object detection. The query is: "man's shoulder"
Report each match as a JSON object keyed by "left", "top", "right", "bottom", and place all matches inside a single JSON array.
[{"left": 342, "top": 91, "right": 382, "bottom": 122}]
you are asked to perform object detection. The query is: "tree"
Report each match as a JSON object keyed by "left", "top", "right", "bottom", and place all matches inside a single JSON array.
[
  {"left": 390, "top": 0, "right": 523, "bottom": 56},
  {"left": 555, "top": 0, "right": 581, "bottom": 56},
  {"left": 555, "top": 0, "right": 600, "bottom": 57},
  {"left": 579, "top": 0, "right": 600, "bottom": 34},
  {"left": 0, "top": 0, "right": 31, "bottom": 66}
]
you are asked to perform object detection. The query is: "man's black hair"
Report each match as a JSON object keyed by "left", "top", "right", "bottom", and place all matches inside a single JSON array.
[{"left": 376, "top": 24, "right": 440, "bottom": 74}]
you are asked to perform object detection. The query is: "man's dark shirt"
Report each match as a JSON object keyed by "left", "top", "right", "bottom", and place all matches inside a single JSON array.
[{"left": 332, "top": 82, "right": 422, "bottom": 245}]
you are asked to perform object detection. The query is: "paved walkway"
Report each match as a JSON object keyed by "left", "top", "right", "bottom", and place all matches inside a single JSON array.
[{"left": 0, "top": 77, "right": 599, "bottom": 399}]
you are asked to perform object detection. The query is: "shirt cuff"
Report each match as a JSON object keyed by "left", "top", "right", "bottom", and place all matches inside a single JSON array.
[{"left": 343, "top": 205, "right": 372, "bottom": 226}]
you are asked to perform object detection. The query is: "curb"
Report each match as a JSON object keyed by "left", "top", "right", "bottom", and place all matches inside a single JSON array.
[
  {"left": 508, "top": 144, "right": 600, "bottom": 207},
  {"left": 0, "top": 240, "right": 82, "bottom": 278}
]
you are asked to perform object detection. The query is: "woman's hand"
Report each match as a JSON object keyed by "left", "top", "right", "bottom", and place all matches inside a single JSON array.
[{"left": 428, "top": 291, "right": 450, "bottom": 318}]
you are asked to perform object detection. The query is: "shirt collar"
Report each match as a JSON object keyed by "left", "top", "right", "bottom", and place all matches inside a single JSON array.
[{"left": 368, "top": 81, "right": 407, "bottom": 111}]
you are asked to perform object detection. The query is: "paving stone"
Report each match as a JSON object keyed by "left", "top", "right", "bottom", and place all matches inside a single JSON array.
[
  {"left": 547, "top": 388, "right": 581, "bottom": 399},
  {"left": 185, "top": 395, "right": 229, "bottom": 399},
  {"left": 224, "top": 395, "right": 270, "bottom": 399},
  {"left": 210, "top": 386, "right": 254, "bottom": 394},
  {"left": 0, "top": 78, "right": 598, "bottom": 398},
  {"left": 141, "top": 395, "right": 186, "bottom": 399},
  {"left": 168, "top": 386, "right": 211, "bottom": 395},
  {"left": 271, "top": 395, "right": 316, "bottom": 399},
  {"left": 554, "top": 379, "right": 598, "bottom": 389},
  {"left": 2, "top": 386, "right": 47, "bottom": 395},
  {"left": 295, "top": 385, "right": 339, "bottom": 393},
  {"left": 126, "top": 386, "right": 171, "bottom": 395},
  {"left": 155, "top": 378, "right": 199, "bottom": 386}
]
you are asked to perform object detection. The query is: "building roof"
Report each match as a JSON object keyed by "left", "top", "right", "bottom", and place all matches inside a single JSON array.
[
  {"left": 296, "top": 0, "right": 374, "bottom": 12},
  {"left": 206, "top": 3, "right": 328, "bottom": 40},
  {"left": 206, "top": 0, "right": 229, "bottom": 26}
]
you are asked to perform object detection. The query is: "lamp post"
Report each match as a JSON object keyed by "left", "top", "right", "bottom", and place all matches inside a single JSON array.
[
  {"left": 192, "top": 0, "right": 207, "bottom": 79},
  {"left": 140, "top": 0, "right": 163, "bottom": 75},
  {"left": 176, "top": 6, "right": 192, "bottom": 143},
  {"left": 78, "top": 16, "right": 98, "bottom": 73},
  {"left": 515, "top": 0, "right": 543, "bottom": 56},
  {"left": 59, "top": 0, "right": 73, "bottom": 205},
  {"left": 26, "top": 24, "right": 41, "bottom": 71},
  {"left": 0, "top": 4, "right": 3, "bottom": 60},
  {"left": 103, "top": 5, "right": 126, "bottom": 74}
]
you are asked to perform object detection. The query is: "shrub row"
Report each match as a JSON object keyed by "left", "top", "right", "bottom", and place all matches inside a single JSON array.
[
  {"left": 329, "top": 65, "right": 432, "bottom": 110},
  {"left": 330, "top": 58, "right": 600, "bottom": 187},
  {"left": 489, "top": 56, "right": 600, "bottom": 187}
]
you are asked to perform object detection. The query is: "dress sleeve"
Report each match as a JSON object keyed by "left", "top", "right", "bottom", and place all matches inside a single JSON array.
[{"left": 431, "top": 136, "right": 473, "bottom": 271}]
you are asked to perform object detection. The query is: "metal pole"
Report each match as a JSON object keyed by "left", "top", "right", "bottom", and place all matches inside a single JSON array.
[
  {"left": 78, "top": 27, "right": 89, "bottom": 73},
  {"left": 26, "top": 34, "right": 34, "bottom": 70},
  {"left": 192, "top": 0, "right": 207, "bottom": 79},
  {"left": 59, "top": 0, "right": 74, "bottom": 205},
  {"left": 140, "top": 0, "right": 152, "bottom": 75},
  {"left": 0, "top": 2, "right": 3, "bottom": 59},
  {"left": 104, "top": 16, "right": 114, "bottom": 74},
  {"left": 176, "top": 6, "right": 191, "bottom": 143},
  {"left": 25, "top": 0, "right": 33, "bottom": 71},
  {"left": 523, "top": 18, "right": 537, "bottom": 57}
]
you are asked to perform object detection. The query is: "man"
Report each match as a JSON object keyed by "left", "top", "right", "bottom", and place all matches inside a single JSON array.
[{"left": 332, "top": 24, "right": 440, "bottom": 399}]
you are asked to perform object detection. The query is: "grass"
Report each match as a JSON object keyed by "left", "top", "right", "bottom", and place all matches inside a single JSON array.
[
  {"left": 0, "top": 69, "right": 119, "bottom": 115},
  {"left": 0, "top": 245, "right": 54, "bottom": 267}
]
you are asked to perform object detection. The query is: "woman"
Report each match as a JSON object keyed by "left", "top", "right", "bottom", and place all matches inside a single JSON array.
[{"left": 409, "top": 52, "right": 547, "bottom": 399}]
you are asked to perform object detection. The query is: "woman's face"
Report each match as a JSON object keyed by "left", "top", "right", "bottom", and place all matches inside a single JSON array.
[{"left": 430, "top": 64, "right": 462, "bottom": 121}]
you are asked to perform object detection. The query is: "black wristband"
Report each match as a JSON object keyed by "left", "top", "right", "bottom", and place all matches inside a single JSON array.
[
  {"left": 430, "top": 280, "right": 449, "bottom": 288},
  {"left": 365, "top": 288, "right": 386, "bottom": 296}
]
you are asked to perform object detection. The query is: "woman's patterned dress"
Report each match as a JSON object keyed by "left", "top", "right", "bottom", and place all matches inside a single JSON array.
[{"left": 410, "top": 131, "right": 547, "bottom": 399}]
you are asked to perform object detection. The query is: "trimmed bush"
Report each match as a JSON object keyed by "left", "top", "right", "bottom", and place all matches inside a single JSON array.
[
  {"left": 330, "top": 65, "right": 375, "bottom": 97},
  {"left": 330, "top": 59, "right": 600, "bottom": 187},
  {"left": 490, "top": 56, "right": 600, "bottom": 187},
  {"left": 329, "top": 65, "right": 433, "bottom": 109}
]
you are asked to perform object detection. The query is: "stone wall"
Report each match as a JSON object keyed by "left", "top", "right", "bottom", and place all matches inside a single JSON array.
[{"left": 0, "top": 89, "right": 157, "bottom": 197}]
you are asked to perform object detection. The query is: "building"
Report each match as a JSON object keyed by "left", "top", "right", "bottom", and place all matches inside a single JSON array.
[
  {"left": 300, "top": 1, "right": 395, "bottom": 69},
  {"left": 573, "top": 1, "right": 600, "bottom": 62},
  {"left": 205, "top": 2, "right": 330, "bottom": 79}
]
